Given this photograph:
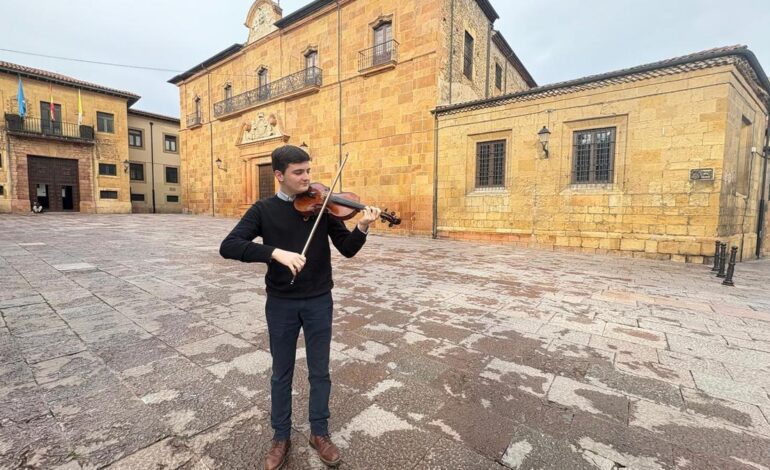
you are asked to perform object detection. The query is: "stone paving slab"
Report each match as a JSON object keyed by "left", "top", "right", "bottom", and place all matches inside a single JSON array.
[{"left": 1, "top": 213, "right": 770, "bottom": 469}]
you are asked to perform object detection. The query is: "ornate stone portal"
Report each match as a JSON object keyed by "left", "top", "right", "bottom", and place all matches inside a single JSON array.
[{"left": 237, "top": 111, "right": 290, "bottom": 206}]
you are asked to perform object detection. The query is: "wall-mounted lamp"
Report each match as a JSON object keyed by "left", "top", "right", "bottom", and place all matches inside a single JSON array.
[
  {"left": 123, "top": 159, "right": 130, "bottom": 172},
  {"left": 215, "top": 157, "right": 227, "bottom": 171},
  {"left": 538, "top": 126, "right": 551, "bottom": 158}
]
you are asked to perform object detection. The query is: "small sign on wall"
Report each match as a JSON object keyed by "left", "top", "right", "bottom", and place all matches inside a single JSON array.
[{"left": 690, "top": 168, "right": 714, "bottom": 181}]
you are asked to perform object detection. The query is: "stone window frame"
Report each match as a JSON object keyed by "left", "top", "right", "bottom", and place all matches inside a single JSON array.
[
  {"left": 735, "top": 115, "right": 754, "bottom": 197},
  {"left": 165, "top": 165, "right": 180, "bottom": 185},
  {"left": 561, "top": 115, "right": 628, "bottom": 193},
  {"left": 98, "top": 162, "right": 118, "bottom": 177},
  {"left": 163, "top": 134, "right": 178, "bottom": 154},
  {"left": 99, "top": 189, "right": 119, "bottom": 200},
  {"left": 223, "top": 82, "right": 233, "bottom": 100},
  {"left": 129, "top": 162, "right": 145, "bottom": 182},
  {"left": 128, "top": 128, "right": 144, "bottom": 149},
  {"left": 193, "top": 96, "right": 202, "bottom": 118},
  {"left": 370, "top": 15, "right": 395, "bottom": 47},
  {"left": 96, "top": 111, "right": 115, "bottom": 133},
  {"left": 494, "top": 62, "right": 503, "bottom": 90},
  {"left": 302, "top": 45, "right": 319, "bottom": 70},
  {"left": 463, "top": 31, "right": 474, "bottom": 80},
  {"left": 166, "top": 194, "right": 180, "bottom": 203},
  {"left": 465, "top": 129, "right": 512, "bottom": 195}
]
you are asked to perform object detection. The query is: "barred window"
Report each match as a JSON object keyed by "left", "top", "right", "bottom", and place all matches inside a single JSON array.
[
  {"left": 495, "top": 63, "right": 502, "bottom": 90},
  {"left": 100, "top": 190, "right": 118, "bottom": 199},
  {"left": 131, "top": 193, "right": 145, "bottom": 202},
  {"left": 572, "top": 128, "right": 616, "bottom": 184},
  {"left": 165, "top": 166, "right": 179, "bottom": 184},
  {"left": 463, "top": 32, "right": 474, "bottom": 79},
  {"left": 476, "top": 140, "right": 505, "bottom": 188}
]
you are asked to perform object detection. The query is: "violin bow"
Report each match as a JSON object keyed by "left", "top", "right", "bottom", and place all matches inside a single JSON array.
[{"left": 290, "top": 152, "right": 350, "bottom": 286}]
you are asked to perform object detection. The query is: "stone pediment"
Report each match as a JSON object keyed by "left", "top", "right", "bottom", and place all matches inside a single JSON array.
[
  {"left": 238, "top": 112, "right": 289, "bottom": 147},
  {"left": 245, "top": 1, "right": 282, "bottom": 44}
]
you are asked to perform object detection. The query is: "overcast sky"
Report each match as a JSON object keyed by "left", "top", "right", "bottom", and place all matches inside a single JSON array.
[{"left": 1, "top": 0, "right": 767, "bottom": 118}]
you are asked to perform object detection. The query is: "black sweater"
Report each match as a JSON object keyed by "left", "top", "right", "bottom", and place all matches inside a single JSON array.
[{"left": 219, "top": 196, "right": 367, "bottom": 298}]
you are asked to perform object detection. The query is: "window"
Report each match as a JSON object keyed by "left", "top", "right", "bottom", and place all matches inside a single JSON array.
[
  {"left": 164, "top": 135, "right": 178, "bottom": 153},
  {"left": 736, "top": 117, "right": 752, "bottom": 195},
  {"left": 40, "top": 102, "right": 62, "bottom": 134},
  {"left": 166, "top": 195, "right": 179, "bottom": 203},
  {"left": 100, "top": 190, "right": 118, "bottom": 199},
  {"left": 373, "top": 21, "right": 393, "bottom": 65},
  {"left": 96, "top": 112, "right": 114, "bottom": 133},
  {"left": 463, "top": 31, "right": 474, "bottom": 79},
  {"left": 495, "top": 63, "right": 503, "bottom": 90},
  {"left": 258, "top": 68, "right": 269, "bottom": 100},
  {"left": 99, "top": 163, "right": 117, "bottom": 176},
  {"left": 129, "top": 163, "right": 145, "bottom": 181},
  {"left": 572, "top": 128, "right": 616, "bottom": 184},
  {"left": 165, "top": 166, "right": 179, "bottom": 184},
  {"left": 194, "top": 97, "right": 201, "bottom": 117},
  {"left": 224, "top": 83, "right": 232, "bottom": 100},
  {"left": 0, "top": 185, "right": 4, "bottom": 196},
  {"left": 476, "top": 140, "right": 505, "bottom": 188},
  {"left": 131, "top": 193, "right": 145, "bottom": 202},
  {"left": 128, "top": 128, "right": 143, "bottom": 147},
  {"left": 304, "top": 51, "right": 319, "bottom": 83}
]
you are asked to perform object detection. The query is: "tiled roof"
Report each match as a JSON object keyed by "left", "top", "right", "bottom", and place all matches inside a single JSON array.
[
  {"left": 128, "top": 108, "right": 180, "bottom": 124},
  {"left": 0, "top": 60, "right": 140, "bottom": 105},
  {"left": 491, "top": 31, "right": 536, "bottom": 88},
  {"left": 167, "top": 44, "right": 243, "bottom": 85},
  {"left": 434, "top": 45, "right": 770, "bottom": 116}
]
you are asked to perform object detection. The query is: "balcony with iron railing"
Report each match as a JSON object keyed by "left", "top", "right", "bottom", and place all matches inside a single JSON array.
[
  {"left": 358, "top": 40, "right": 399, "bottom": 74},
  {"left": 213, "top": 67, "right": 323, "bottom": 119},
  {"left": 186, "top": 112, "right": 203, "bottom": 128},
  {"left": 4, "top": 114, "right": 95, "bottom": 143}
]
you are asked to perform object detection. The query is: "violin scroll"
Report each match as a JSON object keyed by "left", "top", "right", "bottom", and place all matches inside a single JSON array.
[{"left": 380, "top": 208, "right": 401, "bottom": 227}]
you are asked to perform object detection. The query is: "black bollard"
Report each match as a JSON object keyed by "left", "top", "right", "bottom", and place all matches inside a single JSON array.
[
  {"left": 722, "top": 246, "right": 738, "bottom": 286},
  {"left": 711, "top": 240, "right": 721, "bottom": 272},
  {"left": 716, "top": 243, "right": 727, "bottom": 278}
]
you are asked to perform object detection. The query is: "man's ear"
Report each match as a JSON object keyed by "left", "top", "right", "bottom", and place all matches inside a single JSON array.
[{"left": 274, "top": 170, "right": 283, "bottom": 182}]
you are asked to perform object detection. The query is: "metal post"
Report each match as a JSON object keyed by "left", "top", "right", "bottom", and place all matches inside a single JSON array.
[
  {"left": 716, "top": 243, "right": 728, "bottom": 278},
  {"left": 711, "top": 240, "right": 721, "bottom": 272},
  {"left": 722, "top": 246, "right": 738, "bottom": 286}
]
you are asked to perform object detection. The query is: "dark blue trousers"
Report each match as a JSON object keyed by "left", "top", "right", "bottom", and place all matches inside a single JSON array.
[{"left": 265, "top": 291, "right": 333, "bottom": 440}]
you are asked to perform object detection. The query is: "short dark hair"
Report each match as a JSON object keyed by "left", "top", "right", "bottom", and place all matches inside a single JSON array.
[{"left": 272, "top": 145, "right": 311, "bottom": 173}]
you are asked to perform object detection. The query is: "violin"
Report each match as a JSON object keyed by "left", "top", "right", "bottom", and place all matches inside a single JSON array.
[{"left": 294, "top": 182, "right": 401, "bottom": 227}]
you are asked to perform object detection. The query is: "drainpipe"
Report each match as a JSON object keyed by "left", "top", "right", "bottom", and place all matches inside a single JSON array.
[
  {"left": 207, "top": 71, "right": 215, "bottom": 217},
  {"left": 432, "top": 112, "right": 439, "bottom": 239},
  {"left": 5, "top": 137, "right": 12, "bottom": 210},
  {"left": 337, "top": 0, "right": 343, "bottom": 189},
  {"left": 447, "top": 0, "right": 455, "bottom": 104},
  {"left": 755, "top": 117, "right": 770, "bottom": 257},
  {"left": 485, "top": 22, "right": 491, "bottom": 98},
  {"left": 149, "top": 121, "right": 156, "bottom": 214}
]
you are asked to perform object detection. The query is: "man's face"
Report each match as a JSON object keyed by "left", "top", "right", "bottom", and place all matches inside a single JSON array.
[{"left": 276, "top": 161, "right": 311, "bottom": 195}]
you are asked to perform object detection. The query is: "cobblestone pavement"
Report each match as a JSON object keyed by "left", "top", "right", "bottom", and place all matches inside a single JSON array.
[{"left": 1, "top": 213, "right": 769, "bottom": 469}]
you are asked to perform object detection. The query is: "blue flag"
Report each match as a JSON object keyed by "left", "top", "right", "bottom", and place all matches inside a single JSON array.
[{"left": 17, "top": 77, "right": 26, "bottom": 118}]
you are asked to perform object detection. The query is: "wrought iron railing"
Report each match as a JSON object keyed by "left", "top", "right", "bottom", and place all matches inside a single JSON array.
[
  {"left": 358, "top": 40, "right": 399, "bottom": 71},
  {"left": 186, "top": 112, "right": 202, "bottom": 127},
  {"left": 4, "top": 114, "right": 94, "bottom": 141},
  {"left": 213, "top": 67, "right": 323, "bottom": 118}
]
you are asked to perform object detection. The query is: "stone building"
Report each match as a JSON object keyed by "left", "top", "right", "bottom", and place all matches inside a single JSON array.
[
  {"left": 172, "top": 0, "right": 769, "bottom": 262},
  {"left": 0, "top": 61, "right": 140, "bottom": 214},
  {"left": 127, "top": 109, "right": 182, "bottom": 213},
  {"left": 434, "top": 46, "right": 770, "bottom": 263},
  {"left": 170, "top": 0, "right": 531, "bottom": 230}
]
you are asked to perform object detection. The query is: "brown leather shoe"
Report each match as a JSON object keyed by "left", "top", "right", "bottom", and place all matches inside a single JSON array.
[
  {"left": 309, "top": 434, "right": 342, "bottom": 467},
  {"left": 264, "top": 439, "right": 291, "bottom": 470}
]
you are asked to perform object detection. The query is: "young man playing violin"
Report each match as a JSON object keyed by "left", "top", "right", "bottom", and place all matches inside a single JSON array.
[{"left": 220, "top": 144, "right": 380, "bottom": 469}]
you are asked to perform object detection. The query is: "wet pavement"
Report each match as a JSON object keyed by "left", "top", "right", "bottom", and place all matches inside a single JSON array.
[{"left": 1, "top": 213, "right": 769, "bottom": 469}]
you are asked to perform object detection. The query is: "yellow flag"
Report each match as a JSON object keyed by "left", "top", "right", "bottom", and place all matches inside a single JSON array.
[{"left": 77, "top": 89, "right": 83, "bottom": 126}]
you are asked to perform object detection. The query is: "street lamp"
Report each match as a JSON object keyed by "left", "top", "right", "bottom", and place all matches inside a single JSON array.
[{"left": 538, "top": 126, "right": 551, "bottom": 158}]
